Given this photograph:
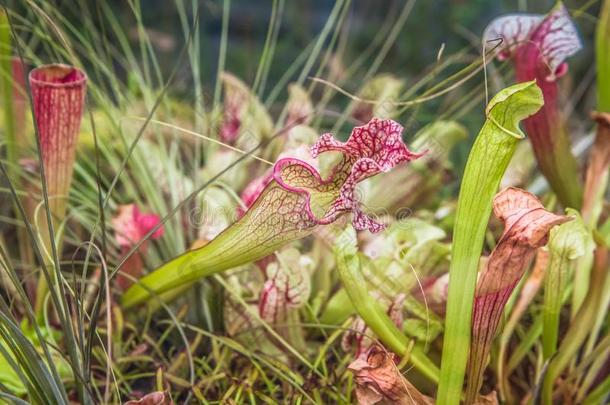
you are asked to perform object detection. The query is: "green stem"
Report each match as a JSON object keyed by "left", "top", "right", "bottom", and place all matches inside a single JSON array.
[
  {"left": 505, "top": 285, "right": 572, "bottom": 375},
  {"left": 576, "top": 336, "right": 610, "bottom": 402},
  {"left": 543, "top": 211, "right": 591, "bottom": 359},
  {"left": 437, "top": 81, "right": 544, "bottom": 404},
  {"left": 542, "top": 247, "right": 607, "bottom": 405},
  {"left": 542, "top": 251, "right": 569, "bottom": 359},
  {"left": 583, "top": 374, "right": 610, "bottom": 405},
  {"left": 334, "top": 227, "right": 440, "bottom": 383},
  {"left": 506, "top": 315, "right": 543, "bottom": 374},
  {"left": 572, "top": 252, "right": 594, "bottom": 318}
]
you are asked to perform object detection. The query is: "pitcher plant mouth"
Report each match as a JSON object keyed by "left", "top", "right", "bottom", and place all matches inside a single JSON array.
[
  {"left": 30, "top": 64, "right": 86, "bottom": 88},
  {"left": 483, "top": 3, "right": 581, "bottom": 81},
  {"left": 121, "top": 118, "right": 424, "bottom": 309},
  {"left": 256, "top": 118, "right": 427, "bottom": 232},
  {"left": 29, "top": 63, "right": 87, "bottom": 223}
]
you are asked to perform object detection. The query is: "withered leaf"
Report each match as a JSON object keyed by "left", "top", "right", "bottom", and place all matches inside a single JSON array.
[
  {"left": 466, "top": 187, "right": 570, "bottom": 402},
  {"left": 124, "top": 391, "right": 173, "bottom": 405},
  {"left": 348, "top": 345, "right": 433, "bottom": 405}
]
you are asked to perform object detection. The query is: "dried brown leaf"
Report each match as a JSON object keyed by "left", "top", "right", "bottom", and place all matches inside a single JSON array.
[
  {"left": 124, "top": 391, "right": 173, "bottom": 405},
  {"left": 348, "top": 345, "right": 433, "bottom": 405}
]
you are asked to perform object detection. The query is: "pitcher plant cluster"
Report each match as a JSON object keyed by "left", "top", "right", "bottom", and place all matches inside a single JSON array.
[{"left": 0, "top": 1, "right": 608, "bottom": 405}]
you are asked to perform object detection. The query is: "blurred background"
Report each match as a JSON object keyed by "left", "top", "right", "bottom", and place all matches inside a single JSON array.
[{"left": 11, "top": 0, "right": 600, "bottom": 174}]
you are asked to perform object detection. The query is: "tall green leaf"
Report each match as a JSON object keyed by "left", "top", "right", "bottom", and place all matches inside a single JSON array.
[
  {"left": 542, "top": 246, "right": 608, "bottom": 405},
  {"left": 437, "top": 81, "right": 544, "bottom": 404}
]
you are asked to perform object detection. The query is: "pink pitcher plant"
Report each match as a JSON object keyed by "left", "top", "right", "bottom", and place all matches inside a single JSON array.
[
  {"left": 484, "top": 3, "right": 583, "bottom": 208},
  {"left": 123, "top": 118, "right": 425, "bottom": 308}
]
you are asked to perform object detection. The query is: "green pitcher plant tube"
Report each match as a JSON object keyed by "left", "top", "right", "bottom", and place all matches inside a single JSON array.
[
  {"left": 122, "top": 118, "right": 424, "bottom": 308},
  {"left": 334, "top": 226, "right": 440, "bottom": 383},
  {"left": 542, "top": 245, "right": 609, "bottom": 405},
  {"left": 437, "top": 81, "right": 543, "bottom": 404},
  {"left": 542, "top": 209, "right": 592, "bottom": 359}
]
